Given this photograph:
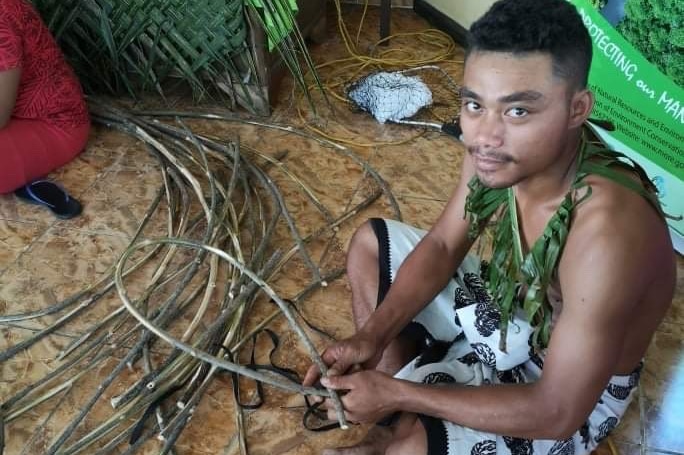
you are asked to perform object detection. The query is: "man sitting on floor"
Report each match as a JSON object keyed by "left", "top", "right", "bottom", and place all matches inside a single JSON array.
[{"left": 304, "top": 0, "right": 677, "bottom": 454}]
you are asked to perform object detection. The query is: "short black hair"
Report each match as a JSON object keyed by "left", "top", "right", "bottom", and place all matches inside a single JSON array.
[{"left": 467, "top": 0, "right": 592, "bottom": 89}]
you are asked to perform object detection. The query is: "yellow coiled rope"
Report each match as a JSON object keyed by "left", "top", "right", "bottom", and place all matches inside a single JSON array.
[{"left": 296, "top": 0, "right": 463, "bottom": 148}]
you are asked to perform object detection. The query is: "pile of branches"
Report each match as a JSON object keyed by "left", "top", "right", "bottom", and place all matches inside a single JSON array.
[{"left": 0, "top": 101, "right": 400, "bottom": 454}]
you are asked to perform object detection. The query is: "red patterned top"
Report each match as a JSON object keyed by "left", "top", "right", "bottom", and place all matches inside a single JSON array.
[{"left": 0, "top": 0, "right": 89, "bottom": 129}]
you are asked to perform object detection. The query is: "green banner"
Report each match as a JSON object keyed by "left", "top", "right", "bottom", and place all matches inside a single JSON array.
[{"left": 568, "top": 0, "right": 684, "bottom": 252}]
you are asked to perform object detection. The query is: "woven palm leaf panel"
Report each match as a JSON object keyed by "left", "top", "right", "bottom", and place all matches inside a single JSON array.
[{"left": 31, "top": 0, "right": 265, "bottom": 108}]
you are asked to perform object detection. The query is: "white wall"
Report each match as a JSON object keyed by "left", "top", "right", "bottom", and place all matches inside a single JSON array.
[{"left": 424, "top": 0, "right": 497, "bottom": 29}]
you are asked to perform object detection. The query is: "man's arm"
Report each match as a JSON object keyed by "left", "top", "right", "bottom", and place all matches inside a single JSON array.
[
  {"left": 0, "top": 67, "right": 21, "bottom": 128},
  {"left": 304, "top": 151, "right": 478, "bottom": 385},
  {"left": 324, "top": 190, "right": 656, "bottom": 439}
]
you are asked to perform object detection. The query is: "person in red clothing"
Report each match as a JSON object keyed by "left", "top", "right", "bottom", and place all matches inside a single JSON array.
[{"left": 0, "top": 0, "right": 90, "bottom": 218}]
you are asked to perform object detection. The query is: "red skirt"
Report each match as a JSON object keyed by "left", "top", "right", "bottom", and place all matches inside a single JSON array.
[{"left": 0, "top": 118, "right": 90, "bottom": 194}]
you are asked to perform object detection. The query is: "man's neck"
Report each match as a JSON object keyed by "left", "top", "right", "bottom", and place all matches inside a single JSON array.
[{"left": 514, "top": 133, "right": 583, "bottom": 208}]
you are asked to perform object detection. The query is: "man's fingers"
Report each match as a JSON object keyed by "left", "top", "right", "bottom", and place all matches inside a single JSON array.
[
  {"left": 328, "top": 408, "right": 358, "bottom": 425},
  {"left": 303, "top": 361, "right": 347, "bottom": 388},
  {"left": 327, "top": 408, "right": 338, "bottom": 422},
  {"left": 320, "top": 373, "right": 352, "bottom": 390},
  {"left": 321, "top": 347, "right": 339, "bottom": 366},
  {"left": 309, "top": 346, "right": 347, "bottom": 385},
  {"left": 307, "top": 340, "right": 364, "bottom": 388},
  {"left": 327, "top": 359, "right": 351, "bottom": 378},
  {"left": 302, "top": 364, "right": 321, "bottom": 387},
  {"left": 325, "top": 343, "right": 357, "bottom": 373}
]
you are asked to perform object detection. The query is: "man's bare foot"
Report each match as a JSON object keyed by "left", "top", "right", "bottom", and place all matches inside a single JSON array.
[{"left": 322, "top": 426, "right": 393, "bottom": 455}]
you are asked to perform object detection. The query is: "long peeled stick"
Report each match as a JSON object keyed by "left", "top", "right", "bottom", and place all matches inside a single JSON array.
[{"left": 115, "top": 237, "right": 350, "bottom": 429}]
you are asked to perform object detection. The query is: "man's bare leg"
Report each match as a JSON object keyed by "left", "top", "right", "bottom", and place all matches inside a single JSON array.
[
  {"left": 346, "top": 220, "right": 418, "bottom": 374},
  {"left": 321, "top": 413, "right": 427, "bottom": 455},
  {"left": 320, "top": 222, "right": 425, "bottom": 455}
]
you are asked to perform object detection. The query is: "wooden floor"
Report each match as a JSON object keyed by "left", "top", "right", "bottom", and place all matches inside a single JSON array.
[{"left": 1, "top": 5, "right": 682, "bottom": 455}]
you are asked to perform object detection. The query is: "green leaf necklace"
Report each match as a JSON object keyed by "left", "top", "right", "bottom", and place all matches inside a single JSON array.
[{"left": 465, "top": 131, "right": 667, "bottom": 351}]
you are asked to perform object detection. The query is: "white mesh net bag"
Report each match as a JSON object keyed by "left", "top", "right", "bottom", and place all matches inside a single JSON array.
[{"left": 346, "top": 65, "right": 463, "bottom": 138}]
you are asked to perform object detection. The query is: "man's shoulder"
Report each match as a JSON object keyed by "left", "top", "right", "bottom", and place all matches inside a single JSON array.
[
  {"left": 553, "top": 169, "right": 675, "bottom": 313},
  {"left": 564, "top": 170, "right": 672, "bottom": 266},
  {"left": 555, "top": 168, "right": 676, "bottom": 371},
  {"left": 574, "top": 170, "right": 664, "bottom": 232}
]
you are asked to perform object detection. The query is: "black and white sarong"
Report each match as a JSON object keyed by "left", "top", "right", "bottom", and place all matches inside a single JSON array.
[{"left": 370, "top": 218, "right": 640, "bottom": 455}]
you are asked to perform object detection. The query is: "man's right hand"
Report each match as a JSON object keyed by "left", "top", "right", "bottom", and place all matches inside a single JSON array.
[{"left": 303, "top": 331, "right": 383, "bottom": 388}]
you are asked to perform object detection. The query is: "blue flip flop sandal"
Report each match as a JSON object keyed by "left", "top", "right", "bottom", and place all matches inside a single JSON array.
[{"left": 15, "top": 180, "right": 82, "bottom": 219}]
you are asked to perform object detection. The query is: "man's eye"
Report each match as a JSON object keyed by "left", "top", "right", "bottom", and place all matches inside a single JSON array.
[
  {"left": 506, "top": 107, "right": 528, "bottom": 118},
  {"left": 464, "top": 101, "right": 481, "bottom": 112}
]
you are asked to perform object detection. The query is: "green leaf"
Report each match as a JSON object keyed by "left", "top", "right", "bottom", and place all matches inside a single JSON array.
[{"left": 465, "top": 130, "right": 669, "bottom": 350}]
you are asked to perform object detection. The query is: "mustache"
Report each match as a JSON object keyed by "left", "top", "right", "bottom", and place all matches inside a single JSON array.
[{"left": 467, "top": 147, "right": 515, "bottom": 163}]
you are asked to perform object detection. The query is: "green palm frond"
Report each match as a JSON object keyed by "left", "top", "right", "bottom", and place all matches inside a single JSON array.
[
  {"left": 31, "top": 0, "right": 325, "bottom": 114},
  {"left": 245, "top": 0, "right": 329, "bottom": 113}
]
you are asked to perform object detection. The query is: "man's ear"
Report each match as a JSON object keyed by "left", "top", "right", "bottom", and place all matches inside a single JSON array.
[{"left": 568, "top": 89, "right": 594, "bottom": 129}]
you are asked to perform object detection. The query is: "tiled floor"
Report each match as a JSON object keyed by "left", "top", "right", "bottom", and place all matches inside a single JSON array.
[{"left": 1, "top": 5, "right": 682, "bottom": 455}]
